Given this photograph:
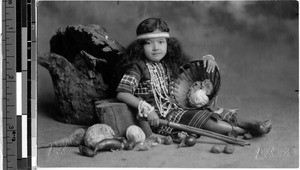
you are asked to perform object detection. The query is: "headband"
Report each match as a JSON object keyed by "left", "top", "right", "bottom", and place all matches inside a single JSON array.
[{"left": 136, "top": 32, "right": 170, "bottom": 40}]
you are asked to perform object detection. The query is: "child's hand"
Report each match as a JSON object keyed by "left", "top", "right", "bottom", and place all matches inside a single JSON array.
[
  {"left": 147, "top": 111, "right": 160, "bottom": 127},
  {"left": 202, "top": 54, "right": 219, "bottom": 73},
  {"left": 137, "top": 100, "right": 154, "bottom": 118}
]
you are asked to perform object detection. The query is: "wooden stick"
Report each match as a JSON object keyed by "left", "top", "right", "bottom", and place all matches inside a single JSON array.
[{"left": 159, "top": 119, "right": 250, "bottom": 146}]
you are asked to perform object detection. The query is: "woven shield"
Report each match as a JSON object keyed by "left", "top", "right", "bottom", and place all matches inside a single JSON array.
[{"left": 170, "top": 60, "right": 221, "bottom": 110}]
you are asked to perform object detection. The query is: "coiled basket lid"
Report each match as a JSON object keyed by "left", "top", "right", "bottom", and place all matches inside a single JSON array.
[{"left": 170, "top": 60, "right": 221, "bottom": 110}]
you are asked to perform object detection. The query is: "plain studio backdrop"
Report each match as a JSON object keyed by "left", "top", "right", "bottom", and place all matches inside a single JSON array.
[{"left": 36, "top": 1, "right": 298, "bottom": 168}]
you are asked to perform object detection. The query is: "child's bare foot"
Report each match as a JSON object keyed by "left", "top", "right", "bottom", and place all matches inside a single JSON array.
[{"left": 247, "top": 120, "right": 272, "bottom": 137}]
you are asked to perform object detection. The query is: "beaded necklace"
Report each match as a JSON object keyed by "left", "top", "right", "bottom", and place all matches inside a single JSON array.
[{"left": 146, "top": 62, "right": 177, "bottom": 117}]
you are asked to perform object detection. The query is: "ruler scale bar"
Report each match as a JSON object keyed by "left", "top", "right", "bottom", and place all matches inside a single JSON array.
[
  {"left": 3, "top": 0, "right": 29, "bottom": 169},
  {"left": 3, "top": 0, "right": 36, "bottom": 169},
  {"left": 3, "top": 0, "right": 18, "bottom": 169}
]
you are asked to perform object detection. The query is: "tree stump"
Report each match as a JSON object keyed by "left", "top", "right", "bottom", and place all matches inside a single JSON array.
[{"left": 38, "top": 25, "right": 125, "bottom": 125}]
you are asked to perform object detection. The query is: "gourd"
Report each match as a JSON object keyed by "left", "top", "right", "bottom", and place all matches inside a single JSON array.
[
  {"left": 84, "top": 124, "right": 115, "bottom": 149},
  {"left": 126, "top": 125, "right": 146, "bottom": 144}
]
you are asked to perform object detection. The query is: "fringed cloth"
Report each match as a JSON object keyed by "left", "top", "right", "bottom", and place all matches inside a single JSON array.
[
  {"left": 154, "top": 107, "right": 239, "bottom": 136},
  {"left": 155, "top": 109, "right": 213, "bottom": 135}
]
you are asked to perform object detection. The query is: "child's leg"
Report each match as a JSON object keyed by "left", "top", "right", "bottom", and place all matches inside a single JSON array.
[
  {"left": 216, "top": 108, "right": 272, "bottom": 136},
  {"left": 202, "top": 119, "right": 246, "bottom": 135},
  {"left": 236, "top": 118, "right": 272, "bottom": 136}
]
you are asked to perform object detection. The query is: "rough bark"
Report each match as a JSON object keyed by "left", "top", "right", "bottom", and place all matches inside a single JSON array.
[
  {"left": 38, "top": 25, "right": 125, "bottom": 125},
  {"left": 49, "top": 24, "right": 125, "bottom": 96}
]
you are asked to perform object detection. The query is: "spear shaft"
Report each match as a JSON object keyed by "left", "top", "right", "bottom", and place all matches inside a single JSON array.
[{"left": 159, "top": 119, "right": 250, "bottom": 146}]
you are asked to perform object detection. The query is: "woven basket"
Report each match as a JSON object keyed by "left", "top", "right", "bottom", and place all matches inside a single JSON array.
[{"left": 170, "top": 60, "right": 221, "bottom": 110}]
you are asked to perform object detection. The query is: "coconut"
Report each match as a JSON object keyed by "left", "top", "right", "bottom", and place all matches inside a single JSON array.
[
  {"left": 84, "top": 124, "right": 115, "bottom": 149},
  {"left": 126, "top": 125, "right": 146, "bottom": 144},
  {"left": 188, "top": 89, "right": 209, "bottom": 108}
]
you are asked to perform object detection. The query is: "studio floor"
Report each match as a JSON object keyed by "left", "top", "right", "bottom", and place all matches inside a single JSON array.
[{"left": 36, "top": 94, "right": 299, "bottom": 168}]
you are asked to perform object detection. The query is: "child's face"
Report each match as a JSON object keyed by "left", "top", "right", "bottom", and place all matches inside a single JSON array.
[{"left": 143, "top": 37, "right": 167, "bottom": 62}]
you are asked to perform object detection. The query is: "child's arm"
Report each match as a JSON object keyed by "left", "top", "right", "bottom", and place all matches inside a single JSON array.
[
  {"left": 116, "top": 92, "right": 141, "bottom": 109},
  {"left": 116, "top": 92, "right": 160, "bottom": 127}
]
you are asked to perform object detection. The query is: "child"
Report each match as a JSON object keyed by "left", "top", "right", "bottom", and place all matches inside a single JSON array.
[{"left": 116, "top": 18, "right": 271, "bottom": 138}]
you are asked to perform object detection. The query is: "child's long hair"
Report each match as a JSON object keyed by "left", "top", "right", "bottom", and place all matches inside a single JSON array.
[{"left": 111, "top": 18, "right": 189, "bottom": 96}]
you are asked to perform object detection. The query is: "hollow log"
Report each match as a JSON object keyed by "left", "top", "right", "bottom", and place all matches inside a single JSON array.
[
  {"left": 38, "top": 52, "right": 108, "bottom": 125},
  {"left": 38, "top": 25, "right": 125, "bottom": 125},
  {"left": 49, "top": 24, "right": 125, "bottom": 96}
]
